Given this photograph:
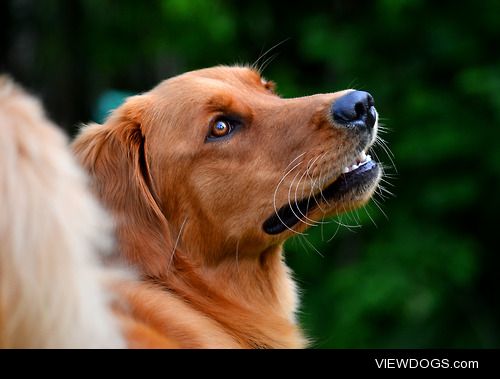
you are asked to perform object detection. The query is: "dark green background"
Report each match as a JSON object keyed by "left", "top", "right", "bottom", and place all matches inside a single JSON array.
[{"left": 2, "top": 0, "right": 499, "bottom": 348}]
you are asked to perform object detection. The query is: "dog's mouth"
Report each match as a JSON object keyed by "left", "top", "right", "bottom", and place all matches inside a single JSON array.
[{"left": 262, "top": 151, "right": 380, "bottom": 235}]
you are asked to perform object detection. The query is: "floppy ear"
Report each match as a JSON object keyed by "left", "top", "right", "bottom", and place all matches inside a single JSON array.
[{"left": 72, "top": 95, "right": 173, "bottom": 277}]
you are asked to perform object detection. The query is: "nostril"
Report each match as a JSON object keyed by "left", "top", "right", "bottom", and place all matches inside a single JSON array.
[{"left": 354, "top": 101, "right": 367, "bottom": 119}]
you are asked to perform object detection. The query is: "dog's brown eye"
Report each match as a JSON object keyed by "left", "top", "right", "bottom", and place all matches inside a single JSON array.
[
  {"left": 210, "top": 120, "right": 232, "bottom": 138},
  {"left": 206, "top": 116, "right": 243, "bottom": 142}
]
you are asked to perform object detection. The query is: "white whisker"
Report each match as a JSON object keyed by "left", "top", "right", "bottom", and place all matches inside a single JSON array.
[
  {"left": 252, "top": 38, "right": 290, "bottom": 73},
  {"left": 167, "top": 216, "right": 188, "bottom": 274},
  {"left": 295, "top": 154, "right": 328, "bottom": 222},
  {"left": 272, "top": 152, "right": 306, "bottom": 235},
  {"left": 371, "top": 197, "right": 388, "bottom": 219},
  {"left": 375, "top": 137, "right": 397, "bottom": 174},
  {"left": 288, "top": 162, "right": 316, "bottom": 227},
  {"left": 363, "top": 205, "right": 378, "bottom": 228},
  {"left": 308, "top": 153, "right": 330, "bottom": 210},
  {"left": 300, "top": 235, "right": 324, "bottom": 258}
]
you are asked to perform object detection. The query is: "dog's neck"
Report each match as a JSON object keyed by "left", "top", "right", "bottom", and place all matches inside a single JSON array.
[{"left": 154, "top": 244, "right": 307, "bottom": 348}]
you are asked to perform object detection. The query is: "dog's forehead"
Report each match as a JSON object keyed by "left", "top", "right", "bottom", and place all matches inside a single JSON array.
[
  {"left": 189, "top": 65, "right": 262, "bottom": 83},
  {"left": 156, "top": 66, "right": 264, "bottom": 92}
]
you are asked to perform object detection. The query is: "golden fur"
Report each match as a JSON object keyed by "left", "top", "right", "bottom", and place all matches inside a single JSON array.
[
  {"left": 73, "top": 66, "right": 380, "bottom": 348},
  {"left": 0, "top": 66, "right": 380, "bottom": 348}
]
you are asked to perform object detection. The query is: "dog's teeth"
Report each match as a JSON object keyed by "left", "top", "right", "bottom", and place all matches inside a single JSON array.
[
  {"left": 358, "top": 154, "right": 372, "bottom": 167},
  {"left": 343, "top": 152, "right": 373, "bottom": 174}
]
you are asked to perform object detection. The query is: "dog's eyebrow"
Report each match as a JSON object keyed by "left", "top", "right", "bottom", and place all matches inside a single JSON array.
[
  {"left": 204, "top": 94, "right": 235, "bottom": 112},
  {"left": 203, "top": 93, "right": 254, "bottom": 126}
]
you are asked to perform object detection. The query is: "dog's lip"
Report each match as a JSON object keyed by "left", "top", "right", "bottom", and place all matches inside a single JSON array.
[{"left": 262, "top": 157, "right": 379, "bottom": 235}]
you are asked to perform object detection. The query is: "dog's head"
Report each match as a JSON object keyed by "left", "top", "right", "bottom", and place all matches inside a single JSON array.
[{"left": 74, "top": 66, "right": 381, "bottom": 275}]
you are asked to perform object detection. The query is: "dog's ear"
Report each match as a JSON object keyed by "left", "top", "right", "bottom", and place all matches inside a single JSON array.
[{"left": 73, "top": 95, "right": 173, "bottom": 277}]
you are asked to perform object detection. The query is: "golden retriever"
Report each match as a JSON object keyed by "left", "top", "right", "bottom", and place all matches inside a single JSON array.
[
  {"left": 72, "top": 65, "right": 381, "bottom": 348},
  {"left": 0, "top": 66, "right": 381, "bottom": 348}
]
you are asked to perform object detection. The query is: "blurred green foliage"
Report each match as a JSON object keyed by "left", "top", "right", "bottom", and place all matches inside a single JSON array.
[{"left": 2, "top": 0, "right": 499, "bottom": 347}]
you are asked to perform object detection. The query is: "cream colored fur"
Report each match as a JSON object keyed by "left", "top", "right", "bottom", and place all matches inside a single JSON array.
[{"left": 0, "top": 76, "right": 125, "bottom": 348}]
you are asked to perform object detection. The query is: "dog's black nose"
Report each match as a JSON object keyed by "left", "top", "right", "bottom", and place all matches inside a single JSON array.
[{"left": 332, "top": 90, "right": 376, "bottom": 131}]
